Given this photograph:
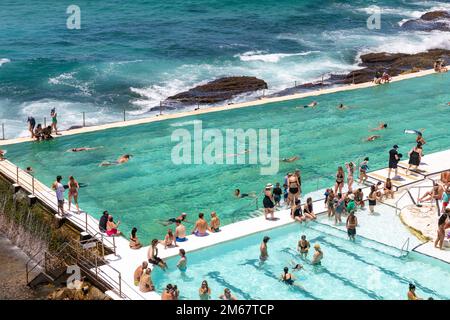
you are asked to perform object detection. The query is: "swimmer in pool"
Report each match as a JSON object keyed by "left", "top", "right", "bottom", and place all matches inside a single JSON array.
[
  {"left": 68, "top": 147, "right": 102, "bottom": 152},
  {"left": 290, "top": 261, "right": 304, "bottom": 271},
  {"left": 337, "top": 103, "right": 348, "bottom": 110},
  {"left": 311, "top": 244, "right": 323, "bottom": 265},
  {"left": 99, "top": 154, "right": 132, "bottom": 166},
  {"left": 298, "top": 101, "right": 318, "bottom": 109},
  {"left": 281, "top": 156, "right": 299, "bottom": 163},
  {"left": 370, "top": 123, "right": 388, "bottom": 131},
  {"left": 234, "top": 189, "right": 256, "bottom": 198},
  {"left": 158, "top": 212, "right": 188, "bottom": 226},
  {"left": 225, "top": 149, "right": 251, "bottom": 157},
  {"left": 366, "top": 135, "right": 381, "bottom": 142},
  {"left": 260, "top": 236, "right": 270, "bottom": 263}
]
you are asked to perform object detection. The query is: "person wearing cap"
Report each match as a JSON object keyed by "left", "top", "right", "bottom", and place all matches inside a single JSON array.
[
  {"left": 388, "top": 145, "right": 400, "bottom": 179},
  {"left": 263, "top": 183, "right": 275, "bottom": 220},
  {"left": 311, "top": 244, "right": 323, "bottom": 265},
  {"left": 407, "top": 283, "right": 423, "bottom": 300},
  {"left": 260, "top": 236, "right": 270, "bottom": 262}
]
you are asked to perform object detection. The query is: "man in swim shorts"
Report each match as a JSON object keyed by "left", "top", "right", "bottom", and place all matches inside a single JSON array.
[
  {"left": 175, "top": 219, "right": 187, "bottom": 242},
  {"left": 191, "top": 213, "right": 209, "bottom": 236},
  {"left": 260, "top": 236, "right": 270, "bottom": 262}
]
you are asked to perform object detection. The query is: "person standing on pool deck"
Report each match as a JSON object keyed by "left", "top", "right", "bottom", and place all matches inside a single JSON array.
[
  {"left": 260, "top": 236, "right": 270, "bottom": 262},
  {"left": 287, "top": 173, "right": 300, "bottom": 207},
  {"left": 435, "top": 209, "right": 449, "bottom": 250},
  {"left": 346, "top": 211, "right": 358, "bottom": 242},
  {"left": 405, "top": 143, "right": 423, "bottom": 176},
  {"left": 311, "top": 244, "right": 323, "bottom": 265},
  {"left": 368, "top": 185, "right": 377, "bottom": 214},
  {"left": 334, "top": 166, "right": 345, "bottom": 194},
  {"left": 191, "top": 213, "right": 209, "bottom": 236},
  {"left": 177, "top": 249, "right": 187, "bottom": 272},
  {"left": 175, "top": 219, "right": 187, "bottom": 242},
  {"left": 345, "top": 162, "right": 355, "bottom": 192},
  {"left": 388, "top": 145, "right": 400, "bottom": 179},
  {"left": 27, "top": 116, "right": 36, "bottom": 138},
  {"left": 359, "top": 157, "right": 369, "bottom": 184},
  {"left": 50, "top": 108, "right": 58, "bottom": 135},
  {"left": 263, "top": 183, "right": 275, "bottom": 220},
  {"left": 335, "top": 193, "right": 345, "bottom": 225},
  {"left": 273, "top": 182, "right": 283, "bottom": 207},
  {"left": 51, "top": 175, "right": 66, "bottom": 216},
  {"left": 67, "top": 176, "right": 80, "bottom": 213}
]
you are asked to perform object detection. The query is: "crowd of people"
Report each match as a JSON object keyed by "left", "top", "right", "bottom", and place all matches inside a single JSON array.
[{"left": 27, "top": 108, "right": 59, "bottom": 141}]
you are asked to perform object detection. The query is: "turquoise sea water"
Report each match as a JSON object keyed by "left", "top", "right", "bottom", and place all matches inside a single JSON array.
[
  {"left": 1, "top": 0, "right": 450, "bottom": 137},
  {"left": 4, "top": 72, "right": 450, "bottom": 242},
  {"left": 151, "top": 222, "right": 450, "bottom": 300}
]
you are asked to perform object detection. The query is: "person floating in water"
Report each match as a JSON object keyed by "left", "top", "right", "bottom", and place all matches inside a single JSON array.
[
  {"left": 234, "top": 189, "right": 256, "bottom": 198},
  {"left": 337, "top": 103, "right": 348, "bottom": 110},
  {"left": 298, "top": 101, "right": 318, "bottom": 109},
  {"left": 68, "top": 147, "right": 102, "bottom": 152},
  {"left": 366, "top": 135, "right": 381, "bottom": 142},
  {"left": 100, "top": 154, "right": 132, "bottom": 166},
  {"left": 370, "top": 123, "right": 387, "bottom": 131},
  {"left": 281, "top": 156, "right": 299, "bottom": 163},
  {"left": 159, "top": 212, "right": 188, "bottom": 226}
]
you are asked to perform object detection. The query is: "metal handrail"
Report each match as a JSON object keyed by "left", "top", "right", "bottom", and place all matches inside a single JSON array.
[
  {"left": 0, "top": 160, "right": 117, "bottom": 253},
  {"left": 400, "top": 237, "right": 410, "bottom": 257}
]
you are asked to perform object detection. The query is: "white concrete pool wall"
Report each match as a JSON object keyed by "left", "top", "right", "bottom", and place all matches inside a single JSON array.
[{"left": 0, "top": 68, "right": 439, "bottom": 147}]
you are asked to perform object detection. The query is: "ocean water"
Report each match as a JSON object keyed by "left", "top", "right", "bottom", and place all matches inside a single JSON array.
[
  {"left": 1, "top": 0, "right": 450, "bottom": 137},
  {"left": 4, "top": 72, "right": 450, "bottom": 242},
  {"left": 150, "top": 222, "right": 450, "bottom": 300}
]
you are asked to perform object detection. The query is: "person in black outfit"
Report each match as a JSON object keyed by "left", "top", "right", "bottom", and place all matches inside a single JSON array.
[
  {"left": 27, "top": 116, "right": 36, "bottom": 138},
  {"left": 99, "top": 210, "right": 109, "bottom": 232},
  {"left": 273, "top": 182, "right": 283, "bottom": 207},
  {"left": 388, "top": 145, "right": 401, "bottom": 179}
]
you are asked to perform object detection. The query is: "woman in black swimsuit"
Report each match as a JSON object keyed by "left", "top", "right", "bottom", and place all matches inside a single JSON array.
[
  {"left": 287, "top": 173, "right": 300, "bottom": 207},
  {"left": 298, "top": 235, "right": 310, "bottom": 259},
  {"left": 280, "top": 267, "right": 295, "bottom": 285},
  {"left": 303, "top": 197, "right": 317, "bottom": 220},
  {"left": 263, "top": 184, "right": 275, "bottom": 220},
  {"left": 383, "top": 178, "right": 394, "bottom": 199},
  {"left": 334, "top": 166, "right": 345, "bottom": 194},
  {"left": 406, "top": 143, "right": 423, "bottom": 175},
  {"left": 291, "top": 199, "right": 305, "bottom": 223}
]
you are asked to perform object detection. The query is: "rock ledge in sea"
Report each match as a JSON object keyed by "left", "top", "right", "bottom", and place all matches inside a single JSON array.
[
  {"left": 401, "top": 10, "right": 450, "bottom": 31},
  {"left": 166, "top": 76, "right": 268, "bottom": 104}
]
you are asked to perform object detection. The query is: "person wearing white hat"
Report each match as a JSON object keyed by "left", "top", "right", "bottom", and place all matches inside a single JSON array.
[{"left": 263, "top": 184, "right": 275, "bottom": 220}]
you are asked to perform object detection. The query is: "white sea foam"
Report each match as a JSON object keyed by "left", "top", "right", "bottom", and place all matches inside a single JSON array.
[
  {"left": 48, "top": 72, "right": 93, "bottom": 96},
  {"left": 356, "top": 5, "right": 424, "bottom": 18},
  {"left": 234, "top": 50, "right": 318, "bottom": 63},
  {"left": 0, "top": 58, "right": 11, "bottom": 67}
]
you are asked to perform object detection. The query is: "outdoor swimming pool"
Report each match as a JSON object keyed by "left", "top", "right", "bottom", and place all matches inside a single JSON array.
[
  {"left": 4, "top": 72, "right": 450, "bottom": 241},
  {"left": 151, "top": 222, "right": 450, "bottom": 300}
]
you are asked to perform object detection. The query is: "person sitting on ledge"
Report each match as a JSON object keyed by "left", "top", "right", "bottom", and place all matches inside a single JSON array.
[
  {"left": 418, "top": 185, "right": 443, "bottom": 204},
  {"left": 175, "top": 219, "right": 187, "bottom": 242},
  {"left": 192, "top": 212, "right": 209, "bottom": 237},
  {"left": 41, "top": 125, "right": 53, "bottom": 140},
  {"left": 148, "top": 239, "right": 168, "bottom": 270},
  {"left": 33, "top": 124, "right": 43, "bottom": 140},
  {"left": 381, "top": 71, "right": 391, "bottom": 83},
  {"left": 106, "top": 215, "right": 121, "bottom": 236},
  {"left": 129, "top": 227, "right": 142, "bottom": 249},
  {"left": 139, "top": 268, "right": 154, "bottom": 293},
  {"left": 134, "top": 261, "right": 148, "bottom": 286},
  {"left": 99, "top": 210, "right": 109, "bottom": 232},
  {"left": 160, "top": 228, "right": 177, "bottom": 249},
  {"left": 210, "top": 211, "right": 221, "bottom": 232}
]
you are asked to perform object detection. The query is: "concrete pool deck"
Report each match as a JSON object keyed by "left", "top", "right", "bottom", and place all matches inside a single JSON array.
[
  {"left": 0, "top": 68, "right": 439, "bottom": 147},
  {"left": 1, "top": 147, "right": 449, "bottom": 300}
]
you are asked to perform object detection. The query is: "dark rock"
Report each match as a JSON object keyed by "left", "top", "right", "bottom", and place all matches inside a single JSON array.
[
  {"left": 166, "top": 76, "right": 268, "bottom": 104},
  {"left": 401, "top": 10, "right": 450, "bottom": 31}
]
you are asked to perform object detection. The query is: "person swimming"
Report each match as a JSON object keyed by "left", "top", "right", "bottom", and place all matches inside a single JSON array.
[
  {"left": 100, "top": 154, "right": 132, "bottom": 166},
  {"left": 370, "top": 123, "right": 387, "bottom": 131},
  {"left": 281, "top": 156, "right": 299, "bottom": 163},
  {"left": 159, "top": 212, "right": 188, "bottom": 226},
  {"left": 366, "top": 135, "right": 381, "bottom": 142},
  {"left": 234, "top": 189, "right": 256, "bottom": 198},
  {"left": 298, "top": 101, "right": 318, "bottom": 109},
  {"left": 68, "top": 147, "right": 102, "bottom": 152},
  {"left": 337, "top": 103, "right": 348, "bottom": 110},
  {"left": 0, "top": 149, "right": 6, "bottom": 161}
]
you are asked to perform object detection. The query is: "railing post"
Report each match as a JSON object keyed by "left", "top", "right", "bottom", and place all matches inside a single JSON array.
[
  {"left": 82, "top": 112, "right": 86, "bottom": 127},
  {"left": 44, "top": 117, "right": 47, "bottom": 127},
  {"left": 32, "top": 176, "right": 35, "bottom": 195},
  {"left": 1, "top": 123, "right": 4, "bottom": 140},
  {"left": 85, "top": 211, "right": 88, "bottom": 232},
  {"left": 16, "top": 166, "right": 19, "bottom": 184},
  {"left": 123, "top": 109, "right": 126, "bottom": 121},
  {"left": 118, "top": 273, "right": 122, "bottom": 296},
  {"left": 113, "top": 236, "right": 116, "bottom": 255},
  {"left": 159, "top": 101, "right": 163, "bottom": 116},
  {"left": 294, "top": 81, "right": 297, "bottom": 87}
]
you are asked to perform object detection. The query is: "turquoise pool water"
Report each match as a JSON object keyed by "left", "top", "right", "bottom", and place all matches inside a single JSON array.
[
  {"left": 151, "top": 222, "right": 450, "bottom": 300},
  {"left": 4, "top": 73, "right": 450, "bottom": 242}
]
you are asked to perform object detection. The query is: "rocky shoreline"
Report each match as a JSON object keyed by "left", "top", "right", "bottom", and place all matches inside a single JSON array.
[{"left": 164, "top": 10, "right": 449, "bottom": 104}]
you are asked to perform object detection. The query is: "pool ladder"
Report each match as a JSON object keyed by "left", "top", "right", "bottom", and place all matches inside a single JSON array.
[{"left": 399, "top": 237, "right": 410, "bottom": 258}]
